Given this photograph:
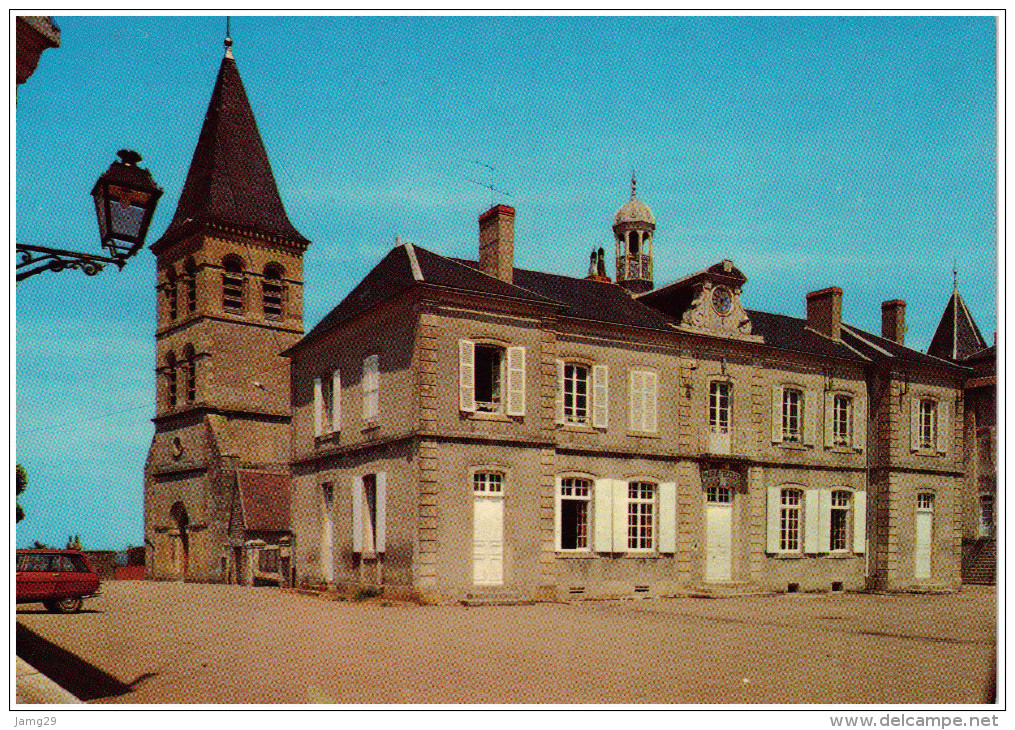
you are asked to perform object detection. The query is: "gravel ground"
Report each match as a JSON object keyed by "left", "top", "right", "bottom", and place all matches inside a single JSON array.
[{"left": 15, "top": 581, "right": 996, "bottom": 705}]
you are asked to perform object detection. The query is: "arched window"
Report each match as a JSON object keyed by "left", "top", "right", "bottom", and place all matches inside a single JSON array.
[
  {"left": 184, "top": 258, "right": 197, "bottom": 313},
  {"left": 166, "top": 267, "right": 178, "bottom": 321},
  {"left": 262, "top": 263, "right": 285, "bottom": 320},
  {"left": 183, "top": 344, "right": 196, "bottom": 402},
  {"left": 166, "top": 351, "right": 178, "bottom": 408},
  {"left": 222, "top": 255, "right": 245, "bottom": 313},
  {"left": 628, "top": 230, "right": 640, "bottom": 256}
]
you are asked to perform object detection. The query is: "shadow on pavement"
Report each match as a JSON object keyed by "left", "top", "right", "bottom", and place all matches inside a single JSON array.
[{"left": 16, "top": 623, "right": 155, "bottom": 702}]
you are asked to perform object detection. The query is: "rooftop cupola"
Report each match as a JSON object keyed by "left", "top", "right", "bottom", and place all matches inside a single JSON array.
[{"left": 613, "top": 172, "right": 655, "bottom": 294}]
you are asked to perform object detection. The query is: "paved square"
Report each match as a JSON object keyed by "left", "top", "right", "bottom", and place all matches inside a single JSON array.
[{"left": 16, "top": 582, "right": 996, "bottom": 704}]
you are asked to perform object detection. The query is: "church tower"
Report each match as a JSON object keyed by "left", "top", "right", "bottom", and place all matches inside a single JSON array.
[
  {"left": 926, "top": 268, "right": 988, "bottom": 362},
  {"left": 144, "top": 31, "right": 309, "bottom": 583},
  {"left": 613, "top": 173, "right": 655, "bottom": 294}
]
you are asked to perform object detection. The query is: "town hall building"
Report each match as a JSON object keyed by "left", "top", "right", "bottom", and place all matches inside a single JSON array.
[{"left": 144, "top": 38, "right": 985, "bottom": 599}]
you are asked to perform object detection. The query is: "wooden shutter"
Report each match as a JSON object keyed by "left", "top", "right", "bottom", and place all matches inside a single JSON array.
[
  {"left": 853, "top": 491, "right": 867, "bottom": 553},
  {"left": 363, "top": 355, "right": 379, "bottom": 421},
  {"left": 592, "top": 364, "right": 609, "bottom": 428},
  {"left": 313, "top": 377, "right": 323, "bottom": 437},
  {"left": 910, "top": 396, "right": 920, "bottom": 451},
  {"left": 803, "top": 389, "right": 818, "bottom": 445},
  {"left": 771, "top": 386, "right": 784, "bottom": 443},
  {"left": 936, "top": 400, "right": 950, "bottom": 454},
  {"left": 818, "top": 490, "right": 832, "bottom": 552},
  {"left": 612, "top": 480, "right": 629, "bottom": 552},
  {"left": 804, "top": 488, "right": 821, "bottom": 553},
  {"left": 352, "top": 475, "right": 364, "bottom": 553},
  {"left": 824, "top": 392, "right": 834, "bottom": 448},
  {"left": 331, "top": 370, "right": 342, "bottom": 432},
  {"left": 766, "top": 486, "right": 781, "bottom": 552},
  {"left": 658, "top": 481, "right": 677, "bottom": 553},
  {"left": 555, "top": 359, "right": 565, "bottom": 424},
  {"left": 506, "top": 346, "right": 526, "bottom": 416},
  {"left": 644, "top": 372, "right": 658, "bottom": 432},
  {"left": 630, "top": 371, "right": 644, "bottom": 431},
  {"left": 459, "top": 340, "right": 476, "bottom": 413},
  {"left": 593, "top": 478, "right": 613, "bottom": 552},
  {"left": 854, "top": 393, "right": 866, "bottom": 452},
  {"left": 554, "top": 476, "right": 563, "bottom": 550},
  {"left": 375, "top": 472, "right": 387, "bottom": 553}
]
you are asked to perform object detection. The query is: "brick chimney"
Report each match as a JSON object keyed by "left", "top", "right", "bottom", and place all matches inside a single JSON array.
[
  {"left": 881, "top": 299, "right": 906, "bottom": 345},
  {"left": 806, "top": 287, "right": 843, "bottom": 341},
  {"left": 478, "top": 204, "right": 515, "bottom": 284}
]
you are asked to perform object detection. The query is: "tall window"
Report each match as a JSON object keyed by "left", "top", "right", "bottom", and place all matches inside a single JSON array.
[
  {"left": 222, "top": 256, "right": 244, "bottom": 312},
  {"left": 918, "top": 400, "right": 937, "bottom": 449},
  {"left": 833, "top": 395, "right": 853, "bottom": 447},
  {"left": 627, "top": 482, "right": 656, "bottom": 550},
  {"left": 474, "top": 345, "right": 504, "bottom": 412},
  {"left": 473, "top": 472, "right": 504, "bottom": 494},
  {"left": 564, "top": 364, "right": 589, "bottom": 425},
  {"left": 184, "top": 258, "right": 197, "bottom": 313},
  {"left": 166, "top": 351, "right": 177, "bottom": 408},
  {"left": 782, "top": 388, "right": 803, "bottom": 443},
  {"left": 559, "top": 477, "right": 591, "bottom": 550},
  {"left": 262, "top": 264, "right": 285, "bottom": 320},
  {"left": 166, "top": 268, "right": 178, "bottom": 320},
  {"left": 780, "top": 488, "right": 801, "bottom": 551},
  {"left": 710, "top": 381, "right": 731, "bottom": 433},
  {"left": 183, "top": 344, "right": 196, "bottom": 402},
  {"left": 830, "top": 490, "right": 851, "bottom": 551},
  {"left": 362, "top": 354, "right": 379, "bottom": 422}
]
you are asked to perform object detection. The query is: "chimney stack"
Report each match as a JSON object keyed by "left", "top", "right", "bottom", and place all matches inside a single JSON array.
[
  {"left": 881, "top": 299, "right": 906, "bottom": 345},
  {"left": 478, "top": 204, "right": 515, "bottom": 284},
  {"left": 806, "top": 287, "right": 843, "bottom": 341}
]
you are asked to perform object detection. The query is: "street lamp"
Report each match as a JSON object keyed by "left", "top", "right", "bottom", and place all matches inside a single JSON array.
[{"left": 17, "top": 149, "right": 162, "bottom": 282}]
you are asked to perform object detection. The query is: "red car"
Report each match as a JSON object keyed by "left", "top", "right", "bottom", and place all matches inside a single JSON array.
[{"left": 16, "top": 549, "right": 101, "bottom": 613}]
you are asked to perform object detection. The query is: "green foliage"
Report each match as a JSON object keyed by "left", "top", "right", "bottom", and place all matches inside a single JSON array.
[{"left": 15, "top": 464, "right": 27, "bottom": 523}]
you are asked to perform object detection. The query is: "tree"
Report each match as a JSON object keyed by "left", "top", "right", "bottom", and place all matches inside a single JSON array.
[{"left": 16, "top": 464, "right": 27, "bottom": 523}]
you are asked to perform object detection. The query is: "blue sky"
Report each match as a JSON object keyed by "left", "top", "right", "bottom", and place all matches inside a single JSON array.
[{"left": 15, "top": 15, "right": 998, "bottom": 549}]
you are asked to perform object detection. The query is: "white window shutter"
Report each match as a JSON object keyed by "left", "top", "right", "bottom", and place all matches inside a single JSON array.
[
  {"left": 771, "top": 386, "right": 784, "bottom": 443},
  {"left": 506, "top": 346, "right": 526, "bottom": 416},
  {"left": 375, "top": 472, "right": 387, "bottom": 553},
  {"left": 824, "top": 392, "right": 834, "bottom": 448},
  {"left": 658, "top": 481, "right": 677, "bottom": 553},
  {"left": 854, "top": 394, "right": 866, "bottom": 452},
  {"left": 459, "top": 340, "right": 476, "bottom": 413},
  {"left": 592, "top": 364, "right": 609, "bottom": 428},
  {"left": 644, "top": 372, "right": 658, "bottom": 432},
  {"left": 630, "top": 371, "right": 644, "bottom": 431},
  {"left": 766, "top": 487, "right": 781, "bottom": 553},
  {"left": 804, "top": 488, "right": 821, "bottom": 553},
  {"left": 331, "top": 370, "right": 342, "bottom": 433},
  {"left": 612, "top": 480, "right": 629, "bottom": 552},
  {"left": 313, "top": 377, "right": 323, "bottom": 437},
  {"left": 363, "top": 355, "right": 379, "bottom": 421},
  {"left": 593, "top": 478, "right": 613, "bottom": 552},
  {"left": 554, "top": 476, "right": 563, "bottom": 551},
  {"left": 803, "top": 389, "right": 818, "bottom": 445},
  {"left": 936, "top": 400, "right": 950, "bottom": 454},
  {"left": 555, "top": 359, "right": 565, "bottom": 424},
  {"left": 910, "top": 396, "right": 920, "bottom": 451},
  {"left": 818, "top": 490, "right": 832, "bottom": 552},
  {"left": 352, "top": 475, "right": 364, "bottom": 553},
  {"left": 853, "top": 491, "right": 867, "bottom": 553}
]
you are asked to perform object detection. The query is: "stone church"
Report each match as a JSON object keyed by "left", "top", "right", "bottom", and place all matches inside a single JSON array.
[{"left": 145, "top": 40, "right": 987, "bottom": 598}]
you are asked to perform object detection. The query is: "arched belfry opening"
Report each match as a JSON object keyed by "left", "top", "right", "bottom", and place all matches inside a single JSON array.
[{"left": 613, "top": 173, "right": 655, "bottom": 294}]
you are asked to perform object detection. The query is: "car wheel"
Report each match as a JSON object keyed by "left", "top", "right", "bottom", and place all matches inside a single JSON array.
[
  {"left": 50, "top": 597, "right": 83, "bottom": 614},
  {"left": 42, "top": 600, "right": 57, "bottom": 613}
]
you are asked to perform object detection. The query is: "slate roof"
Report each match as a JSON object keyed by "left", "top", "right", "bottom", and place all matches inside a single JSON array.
[
  {"left": 293, "top": 241, "right": 964, "bottom": 373},
  {"left": 153, "top": 55, "right": 308, "bottom": 250},
  {"left": 926, "top": 287, "right": 988, "bottom": 362},
  {"left": 237, "top": 470, "right": 291, "bottom": 532}
]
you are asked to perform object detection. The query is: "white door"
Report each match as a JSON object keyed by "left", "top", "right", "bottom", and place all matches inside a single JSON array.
[
  {"left": 473, "top": 496, "right": 504, "bottom": 585},
  {"left": 705, "top": 503, "right": 733, "bottom": 582},
  {"left": 914, "top": 511, "right": 933, "bottom": 579}
]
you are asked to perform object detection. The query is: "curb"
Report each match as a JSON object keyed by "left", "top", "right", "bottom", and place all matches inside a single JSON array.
[{"left": 15, "top": 657, "right": 82, "bottom": 705}]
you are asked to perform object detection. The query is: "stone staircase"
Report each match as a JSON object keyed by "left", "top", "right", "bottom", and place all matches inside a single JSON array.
[
  {"left": 962, "top": 538, "right": 996, "bottom": 585},
  {"left": 461, "top": 587, "right": 533, "bottom": 606}
]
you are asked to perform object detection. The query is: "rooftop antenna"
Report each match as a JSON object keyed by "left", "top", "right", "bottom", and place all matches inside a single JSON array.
[
  {"left": 466, "top": 160, "right": 513, "bottom": 208},
  {"left": 224, "top": 16, "right": 234, "bottom": 59}
]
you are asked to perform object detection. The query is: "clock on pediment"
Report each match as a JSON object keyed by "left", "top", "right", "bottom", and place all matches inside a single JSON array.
[{"left": 636, "top": 259, "right": 764, "bottom": 343}]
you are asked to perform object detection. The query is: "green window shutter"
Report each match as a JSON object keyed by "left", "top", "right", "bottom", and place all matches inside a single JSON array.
[{"left": 658, "top": 481, "right": 677, "bottom": 553}]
